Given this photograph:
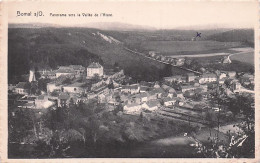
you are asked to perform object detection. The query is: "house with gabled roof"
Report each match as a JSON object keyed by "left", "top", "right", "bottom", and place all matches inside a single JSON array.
[
  {"left": 124, "top": 103, "right": 142, "bottom": 114},
  {"left": 164, "top": 75, "right": 186, "bottom": 83},
  {"left": 142, "top": 99, "right": 161, "bottom": 111},
  {"left": 149, "top": 87, "right": 165, "bottom": 99},
  {"left": 35, "top": 95, "right": 54, "bottom": 109},
  {"left": 121, "top": 84, "right": 140, "bottom": 94},
  {"left": 163, "top": 97, "right": 178, "bottom": 107},
  {"left": 130, "top": 92, "right": 149, "bottom": 104},
  {"left": 58, "top": 92, "right": 70, "bottom": 107},
  {"left": 47, "top": 82, "right": 62, "bottom": 93},
  {"left": 63, "top": 82, "right": 85, "bottom": 94},
  {"left": 139, "top": 86, "right": 150, "bottom": 93},
  {"left": 15, "top": 82, "right": 30, "bottom": 95},
  {"left": 198, "top": 73, "right": 217, "bottom": 84},
  {"left": 56, "top": 66, "right": 76, "bottom": 78},
  {"left": 186, "top": 73, "right": 196, "bottom": 82},
  {"left": 181, "top": 85, "right": 198, "bottom": 93},
  {"left": 69, "top": 65, "right": 85, "bottom": 75},
  {"left": 87, "top": 62, "right": 104, "bottom": 78}
]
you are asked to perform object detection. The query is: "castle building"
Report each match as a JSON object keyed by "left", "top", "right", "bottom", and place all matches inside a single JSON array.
[{"left": 87, "top": 62, "right": 104, "bottom": 78}]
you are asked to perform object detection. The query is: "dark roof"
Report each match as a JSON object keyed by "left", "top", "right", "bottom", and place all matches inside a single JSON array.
[
  {"left": 163, "top": 97, "right": 175, "bottom": 102},
  {"left": 56, "top": 68, "right": 75, "bottom": 73},
  {"left": 37, "top": 95, "right": 45, "bottom": 100},
  {"left": 150, "top": 88, "right": 165, "bottom": 94},
  {"left": 201, "top": 73, "right": 217, "bottom": 78},
  {"left": 16, "top": 82, "right": 30, "bottom": 89},
  {"left": 126, "top": 103, "right": 140, "bottom": 108},
  {"left": 64, "top": 82, "right": 85, "bottom": 87},
  {"left": 146, "top": 100, "right": 160, "bottom": 107},
  {"left": 87, "top": 63, "right": 102, "bottom": 69},
  {"left": 187, "top": 73, "right": 195, "bottom": 76},
  {"left": 122, "top": 84, "right": 139, "bottom": 90},
  {"left": 69, "top": 65, "right": 85, "bottom": 70},
  {"left": 58, "top": 92, "right": 70, "bottom": 100}
]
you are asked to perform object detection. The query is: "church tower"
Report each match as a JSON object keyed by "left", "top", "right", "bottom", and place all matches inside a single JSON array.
[{"left": 29, "top": 69, "right": 36, "bottom": 82}]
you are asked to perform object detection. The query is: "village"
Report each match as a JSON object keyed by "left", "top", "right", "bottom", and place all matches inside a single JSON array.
[{"left": 8, "top": 58, "right": 255, "bottom": 128}]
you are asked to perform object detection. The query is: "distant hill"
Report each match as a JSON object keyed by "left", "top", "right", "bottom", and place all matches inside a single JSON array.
[
  {"left": 8, "top": 26, "right": 254, "bottom": 84},
  {"left": 9, "top": 22, "right": 156, "bottom": 31},
  {"left": 8, "top": 23, "right": 62, "bottom": 28},
  {"left": 206, "top": 29, "right": 254, "bottom": 47},
  {"left": 8, "top": 27, "right": 168, "bottom": 83},
  {"left": 75, "top": 22, "right": 157, "bottom": 31}
]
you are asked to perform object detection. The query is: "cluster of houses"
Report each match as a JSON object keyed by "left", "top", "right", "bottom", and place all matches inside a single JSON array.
[
  {"left": 10, "top": 62, "right": 120, "bottom": 109},
  {"left": 9, "top": 60, "right": 254, "bottom": 117},
  {"left": 147, "top": 51, "right": 185, "bottom": 66}
]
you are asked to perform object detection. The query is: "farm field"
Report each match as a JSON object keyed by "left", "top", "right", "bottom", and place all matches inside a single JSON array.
[
  {"left": 140, "top": 40, "right": 242, "bottom": 56},
  {"left": 230, "top": 51, "right": 254, "bottom": 66}
]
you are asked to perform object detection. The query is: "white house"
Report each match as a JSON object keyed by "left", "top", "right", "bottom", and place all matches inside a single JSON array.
[
  {"left": 15, "top": 82, "right": 30, "bottom": 95},
  {"left": 69, "top": 65, "right": 85, "bottom": 76},
  {"left": 226, "top": 71, "right": 236, "bottom": 78},
  {"left": 222, "top": 56, "right": 232, "bottom": 64},
  {"left": 163, "top": 97, "right": 177, "bottom": 107},
  {"left": 121, "top": 84, "right": 140, "bottom": 94},
  {"left": 35, "top": 95, "right": 54, "bottom": 109},
  {"left": 198, "top": 73, "right": 217, "bottom": 84},
  {"left": 56, "top": 66, "right": 76, "bottom": 78},
  {"left": 57, "top": 92, "right": 70, "bottom": 107},
  {"left": 124, "top": 103, "right": 142, "bottom": 114},
  {"left": 47, "top": 82, "right": 61, "bottom": 93},
  {"left": 219, "top": 72, "right": 227, "bottom": 80},
  {"left": 87, "top": 62, "right": 104, "bottom": 78},
  {"left": 142, "top": 99, "right": 161, "bottom": 111},
  {"left": 186, "top": 73, "right": 196, "bottom": 82},
  {"left": 63, "top": 82, "right": 85, "bottom": 93}
]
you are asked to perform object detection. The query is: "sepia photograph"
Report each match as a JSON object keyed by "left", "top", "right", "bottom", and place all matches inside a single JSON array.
[{"left": 1, "top": 0, "right": 259, "bottom": 161}]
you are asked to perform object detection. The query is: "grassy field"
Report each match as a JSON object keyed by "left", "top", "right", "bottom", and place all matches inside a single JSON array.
[
  {"left": 140, "top": 40, "right": 242, "bottom": 56},
  {"left": 230, "top": 52, "right": 254, "bottom": 66}
]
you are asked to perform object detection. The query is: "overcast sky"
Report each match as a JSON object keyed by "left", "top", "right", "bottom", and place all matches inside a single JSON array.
[{"left": 7, "top": 1, "right": 257, "bottom": 29}]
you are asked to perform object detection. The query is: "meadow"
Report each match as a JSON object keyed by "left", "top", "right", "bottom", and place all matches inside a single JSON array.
[
  {"left": 140, "top": 40, "right": 242, "bottom": 56},
  {"left": 230, "top": 52, "right": 254, "bottom": 66}
]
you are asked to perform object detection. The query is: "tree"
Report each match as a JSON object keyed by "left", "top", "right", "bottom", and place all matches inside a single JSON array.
[
  {"left": 34, "top": 66, "right": 41, "bottom": 80},
  {"left": 62, "top": 78, "right": 72, "bottom": 85},
  {"left": 38, "top": 78, "right": 50, "bottom": 92},
  {"left": 159, "top": 64, "right": 172, "bottom": 79},
  {"left": 92, "top": 74, "right": 100, "bottom": 83},
  {"left": 209, "top": 85, "right": 228, "bottom": 135},
  {"left": 196, "top": 94, "right": 255, "bottom": 158},
  {"left": 108, "top": 80, "right": 114, "bottom": 89},
  {"left": 69, "top": 98, "right": 75, "bottom": 108}
]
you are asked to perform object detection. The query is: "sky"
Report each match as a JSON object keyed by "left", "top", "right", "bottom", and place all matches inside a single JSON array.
[{"left": 7, "top": 1, "right": 258, "bottom": 29}]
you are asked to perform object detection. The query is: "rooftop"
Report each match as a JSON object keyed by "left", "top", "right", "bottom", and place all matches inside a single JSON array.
[
  {"left": 69, "top": 65, "right": 85, "bottom": 70},
  {"left": 126, "top": 103, "right": 140, "bottom": 108},
  {"left": 64, "top": 82, "right": 85, "bottom": 87},
  {"left": 201, "top": 73, "right": 217, "bottom": 78},
  {"left": 56, "top": 68, "right": 75, "bottom": 74},
  {"left": 187, "top": 73, "right": 195, "bottom": 76},
  {"left": 146, "top": 99, "right": 161, "bottom": 108},
  {"left": 87, "top": 62, "right": 103, "bottom": 69},
  {"left": 16, "top": 82, "right": 30, "bottom": 89},
  {"left": 163, "top": 97, "right": 176, "bottom": 102},
  {"left": 58, "top": 92, "right": 70, "bottom": 100},
  {"left": 37, "top": 95, "right": 45, "bottom": 100}
]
